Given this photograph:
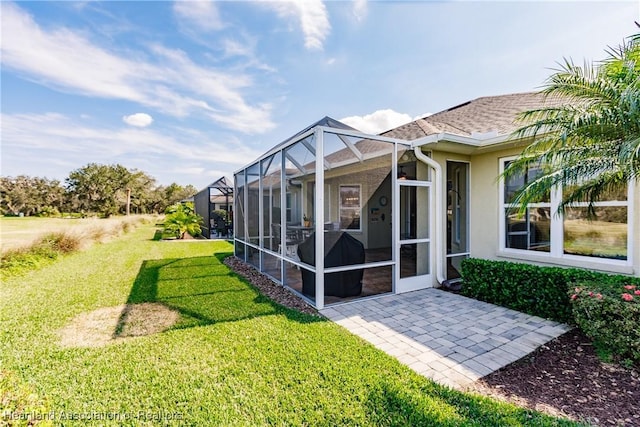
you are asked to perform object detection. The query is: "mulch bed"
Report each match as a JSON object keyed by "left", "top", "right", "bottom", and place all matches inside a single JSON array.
[
  {"left": 224, "top": 256, "right": 319, "bottom": 317},
  {"left": 224, "top": 256, "right": 639, "bottom": 426},
  {"left": 467, "top": 329, "right": 639, "bottom": 426}
]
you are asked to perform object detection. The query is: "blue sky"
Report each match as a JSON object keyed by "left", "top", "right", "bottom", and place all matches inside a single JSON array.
[{"left": 1, "top": 1, "right": 638, "bottom": 190}]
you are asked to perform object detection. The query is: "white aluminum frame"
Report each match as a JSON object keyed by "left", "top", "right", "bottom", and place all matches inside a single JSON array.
[{"left": 234, "top": 124, "right": 422, "bottom": 309}]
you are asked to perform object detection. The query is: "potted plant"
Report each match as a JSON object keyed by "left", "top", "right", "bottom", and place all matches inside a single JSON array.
[{"left": 303, "top": 214, "right": 312, "bottom": 227}]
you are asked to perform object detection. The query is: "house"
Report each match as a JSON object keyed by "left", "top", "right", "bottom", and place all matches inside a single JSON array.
[
  {"left": 193, "top": 176, "right": 234, "bottom": 238},
  {"left": 233, "top": 93, "right": 638, "bottom": 309}
]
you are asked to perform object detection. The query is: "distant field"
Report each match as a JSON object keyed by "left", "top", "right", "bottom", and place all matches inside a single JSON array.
[{"left": 0, "top": 216, "right": 153, "bottom": 252}]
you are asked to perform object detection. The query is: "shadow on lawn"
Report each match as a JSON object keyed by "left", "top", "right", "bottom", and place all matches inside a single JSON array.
[{"left": 116, "top": 253, "right": 322, "bottom": 336}]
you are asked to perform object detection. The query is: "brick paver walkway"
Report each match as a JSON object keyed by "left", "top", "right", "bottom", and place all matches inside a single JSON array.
[{"left": 320, "top": 288, "right": 570, "bottom": 389}]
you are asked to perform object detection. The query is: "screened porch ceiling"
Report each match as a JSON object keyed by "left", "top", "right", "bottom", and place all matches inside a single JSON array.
[{"left": 244, "top": 116, "right": 411, "bottom": 184}]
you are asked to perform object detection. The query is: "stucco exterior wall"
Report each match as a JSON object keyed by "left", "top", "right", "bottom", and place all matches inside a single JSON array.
[
  {"left": 467, "top": 146, "right": 522, "bottom": 260},
  {"left": 460, "top": 146, "right": 638, "bottom": 277}
]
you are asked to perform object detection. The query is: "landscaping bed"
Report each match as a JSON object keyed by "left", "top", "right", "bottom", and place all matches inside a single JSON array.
[{"left": 467, "top": 329, "right": 640, "bottom": 427}]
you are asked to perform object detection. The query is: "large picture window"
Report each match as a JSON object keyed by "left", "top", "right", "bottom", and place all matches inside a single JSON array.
[
  {"left": 563, "top": 192, "right": 628, "bottom": 260},
  {"left": 500, "top": 158, "right": 629, "bottom": 262},
  {"left": 339, "top": 184, "right": 361, "bottom": 230}
]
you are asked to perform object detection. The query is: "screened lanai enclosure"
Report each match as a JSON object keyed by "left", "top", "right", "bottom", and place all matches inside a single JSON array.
[{"left": 234, "top": 117, "right": 437, "bottom": 309}]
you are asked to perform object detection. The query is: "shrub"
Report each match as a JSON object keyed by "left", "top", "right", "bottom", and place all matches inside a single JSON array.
[
  {"left": 570, "top": 282, "right": 640, "bottom": 365},
  {"left": 163, "top": 203, "right": 202, "bottom": 239},
  {"left": 39, "top": 231, "right": 82, "bottom": 254},
  {"left": 1, "top": 232, "right": 79, "bottom": 274},
  {"left": 1, "top": 246, "right": 58, "bottom": 273},
  {"left": 35, "top": 206, "right": 60, "bottom": 218},
  {"left": 460, "top": 258, "right": 601, "bottom": 323}
]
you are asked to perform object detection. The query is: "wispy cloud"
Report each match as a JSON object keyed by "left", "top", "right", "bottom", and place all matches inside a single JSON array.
[
  {"left": 173, "top": 0, "right": 224, "bottom": 32},
  {"left": 1, "top": 112, "right": 263, "bottom": 183},
  {"left": 340, "top": 109, "right": 412, "bottom": 134},
  {"left": 0, "top": 2, "right": 273, "bottom": 133},
  {"left": 264, "top": 0, "right": 331, "bottom": 50},
  {"left": 352, "top": 0, "right": 368, "bottom": 22}
]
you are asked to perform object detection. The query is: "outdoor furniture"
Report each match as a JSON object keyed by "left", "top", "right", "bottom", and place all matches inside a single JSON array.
[
  {"left": 289, "top": 224, "right": 313, "bottom": 241},
  {"left": 272, "top": 224, "right": 300, "bottom": 264},
  {"left": 297, "top": 231, "right": 365, "bottom": 298}
]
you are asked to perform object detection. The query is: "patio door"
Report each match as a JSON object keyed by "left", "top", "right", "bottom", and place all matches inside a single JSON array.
[{"left": 396, "top": 180, "right": 432, "bottom": 293}]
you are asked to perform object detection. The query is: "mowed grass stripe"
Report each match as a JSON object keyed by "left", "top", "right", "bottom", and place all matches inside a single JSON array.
[{"left": 1, "top": 224, "right": 580, "bottom": 426}]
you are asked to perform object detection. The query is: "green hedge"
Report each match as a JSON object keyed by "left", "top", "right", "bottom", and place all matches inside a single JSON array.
[{"left": 459, "top": 258, "right": 640, "bottom": 324}]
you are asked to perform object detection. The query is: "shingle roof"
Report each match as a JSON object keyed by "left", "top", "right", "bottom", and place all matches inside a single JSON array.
[{"left": 383, "top": 92, "right": 564, "bottom": 141}]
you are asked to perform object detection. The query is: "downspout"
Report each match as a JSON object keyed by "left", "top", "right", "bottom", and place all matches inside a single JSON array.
[{"left": 413, "top": 145, "right": 446, "bottom": 285}]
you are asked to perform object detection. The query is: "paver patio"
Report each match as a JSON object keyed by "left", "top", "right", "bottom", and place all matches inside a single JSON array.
[{"left": 319, "top": 288, "right": 571, "bottom": 389}]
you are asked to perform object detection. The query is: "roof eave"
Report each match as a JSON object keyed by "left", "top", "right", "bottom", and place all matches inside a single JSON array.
[{"left": 411, "top": 132, "right": 522, "bottom": 154}]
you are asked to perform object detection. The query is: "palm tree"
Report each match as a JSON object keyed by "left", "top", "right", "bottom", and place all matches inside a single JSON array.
[
  {"left": 504, "top": 27, "right": 640, "bottom": 217},
  {"left": 163, "top": 202, "right": 203, "bottom": 239}
]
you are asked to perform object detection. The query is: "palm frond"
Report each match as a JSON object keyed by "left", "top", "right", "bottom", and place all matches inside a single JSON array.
[{"left": 504, "top": 30, "right": 639, "bottom": 217}]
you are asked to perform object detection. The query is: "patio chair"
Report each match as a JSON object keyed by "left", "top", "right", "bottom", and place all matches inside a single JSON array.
[{"left": 272, "top": 224, "right": 300, "bottom": 266}]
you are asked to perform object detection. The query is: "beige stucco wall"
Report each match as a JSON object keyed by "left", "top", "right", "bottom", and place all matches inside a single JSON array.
[
  {"left": 467, "top": 146, "right": 522, "bottom": 260},
  {"left": 424, "top": 144, "right": 639, "bottom": 278},
  {"left": 465, "top": 146, "right": 638, "bottom": 277}
]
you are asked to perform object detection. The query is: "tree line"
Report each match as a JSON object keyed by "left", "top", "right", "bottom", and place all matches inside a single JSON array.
[{"left": 0, "top": 163, "right": 198, "bottom": 217}]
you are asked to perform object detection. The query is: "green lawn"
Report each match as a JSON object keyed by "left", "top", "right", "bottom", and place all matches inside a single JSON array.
[{"left": 1, "top": 224, "right": 581, "bottom": 426}]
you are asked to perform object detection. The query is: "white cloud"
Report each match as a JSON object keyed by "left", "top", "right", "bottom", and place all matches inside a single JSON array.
[
  {"left": 1, "top": 112, "right": 262, "bottom": 185},
  {"left": 0, "top": 3, "right": 273, "bottom": 134},
  {"left": 340, "top": 109, "right": 413, "bottom": 134},
  {"left": 264, "top": 0, "right": 331, "bottom": 50},
  {"left": 123, "top": 113, "right": 154, "bottom": 127},
  {"left": 352, "top": 0, "right": 368, "bottom": 22},
  {"left": 173, "top": 0, "right": 224, "bottom": 32},
  {"left": 414, "top": 112, "right": 432, "bottom": 120},
  {"left": 222, "top": 38, "right": 252, "bottom": 57}
]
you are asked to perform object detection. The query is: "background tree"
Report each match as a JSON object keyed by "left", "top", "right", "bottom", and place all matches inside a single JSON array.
[
  {"left": 0, "top": 176, "right": 65, "bottom": 216},
  {"left": 504, "top": 27, "right": 640, "bottom": 216},
  {"left": 120, "top": 169, "right": 157, "bottom": 214},
  {"left": 65, "top": 163, "right": 133, "bottom": 217},
  {"left": 163, "top": 183, "right": 198, "bottom": 207},
  {"left": 2, "top": 165, "right": 201, "bottom": 217}
]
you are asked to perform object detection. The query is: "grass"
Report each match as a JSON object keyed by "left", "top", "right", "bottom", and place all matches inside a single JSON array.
[
  {"left": 1, "top": 223, "right": 582, "bottom": 426},
  {"left": 0, "top": 216, "right": 155, "bottom": 252},
  {"left": 0, "top": 216, "right": 153, "bottom": 279}
]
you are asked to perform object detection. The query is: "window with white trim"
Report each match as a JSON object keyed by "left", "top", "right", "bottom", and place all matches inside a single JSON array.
[
  {"left": 500, "top": 158, "right": 629, "bottom": 261},
  {"left": 503, "top": 160, "right": 551, "bottom": 252},
  {"left": 339, "top": 184, "right": 361, "bottom": 230}
]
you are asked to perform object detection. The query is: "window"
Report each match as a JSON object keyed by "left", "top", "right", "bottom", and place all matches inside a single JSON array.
[
  {"left": 503, "top": 161, "right": 550, "bottom": 252},
  {"left": 500, "top": 158, "right": 629, "bottom": 262},
  {"left": 563, "top": 189, "right": 628, "bottom": 260},
  {"left": 285, "top": 192, "right": 292, "bottom": 223},
  {"left": 339, "top": 184, "right": 361, "bottom": 230}
]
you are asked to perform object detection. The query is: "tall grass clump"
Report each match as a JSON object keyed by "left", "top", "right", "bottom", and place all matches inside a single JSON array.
[
  {"left": 1, "top": 215, "right": 153, "bottom": 278},
  {"left": 1, "top": 231, "right": 83, "bottom": 275}
]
